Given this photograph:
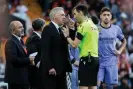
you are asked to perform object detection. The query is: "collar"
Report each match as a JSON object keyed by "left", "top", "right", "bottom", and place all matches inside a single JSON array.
[
  {"left": 12, "top": 34, "right": 21, "bottom": 41},
  {"left": 51, "top": 21, "right": 60, "bottom": 30},
  {"left": 33, "top": 31, "right": 41, "bottom": 38}
]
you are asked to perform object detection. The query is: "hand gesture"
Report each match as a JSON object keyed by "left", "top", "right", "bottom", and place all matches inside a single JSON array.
[
  {"left": 65, "top": 14, "right": 75, "bottom": 29},
  {"left": 62, "top": 26, "right": 69, "bottom": 38},
  {"left": 29, "top": 56, "right": 35, "bottom": 66},
  {"left": 74, "top": 60, "right": 79, "bottom": 67}
]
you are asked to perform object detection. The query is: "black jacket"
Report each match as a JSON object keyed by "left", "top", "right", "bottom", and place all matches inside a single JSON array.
[{"left": 4, "top": 35, "right": 30, "bottom": 84}]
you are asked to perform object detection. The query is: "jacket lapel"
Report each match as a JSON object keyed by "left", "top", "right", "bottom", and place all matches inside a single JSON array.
[{"left": 12, "top": 35, "right": 27, "bottom": 55}]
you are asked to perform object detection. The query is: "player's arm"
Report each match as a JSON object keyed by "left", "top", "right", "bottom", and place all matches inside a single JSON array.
[
  {"left": 116, "top": 26, "right": 127, "bottom": 55},
  {"left": 118, "top": 38, "right": 127, "bottom": 54}
]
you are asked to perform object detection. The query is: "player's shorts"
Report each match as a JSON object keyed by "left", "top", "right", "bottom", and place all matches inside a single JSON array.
[
  {"left": 97, "top": 64, "right": 118, "bottom": 85},
  {"left": 78, "top": 56, "right": 99, "bottom": 86}
]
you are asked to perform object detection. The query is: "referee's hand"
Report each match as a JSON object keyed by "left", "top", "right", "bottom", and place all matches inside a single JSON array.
[{"left": 62, "top": 26, "right": 69, "bottom": 37}]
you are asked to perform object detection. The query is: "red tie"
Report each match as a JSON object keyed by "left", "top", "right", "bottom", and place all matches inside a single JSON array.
[
  {"left": 20, "top": 39, "right": 27, "bottom": 54},
  {"left": 23, "top": 46, "right": 27, "bottom": 54}
]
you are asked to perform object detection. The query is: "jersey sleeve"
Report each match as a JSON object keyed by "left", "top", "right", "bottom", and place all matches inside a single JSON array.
[
  {"left": 76, "top": 25, "right": 86, "bottom": 40},
  {"left": 116, "top": 25, "right": 124, "bottom": 41}
]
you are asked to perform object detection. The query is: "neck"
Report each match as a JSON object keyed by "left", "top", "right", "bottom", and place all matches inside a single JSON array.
[
  {"left": 34, "top": 30, "right": 41, "bottom": 33},
  {"left": 101, "top": 22, "right": 111, "bottom": 28},
  {"left": 34, "top": 30, "right": 42, "bottom": 35},
  {"left": 12, "top": 33, "right": 21, "bottom": 37},
  {"left": 52, "top": 20, "right": 61, "bottom": 26},
  {"left": 80, "top": 16, "right": 88, "bottom": 24}
]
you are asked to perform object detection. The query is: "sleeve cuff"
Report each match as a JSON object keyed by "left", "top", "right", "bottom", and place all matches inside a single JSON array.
[{"left": 76, "top": 32, "right": 83, "bottom": 40}]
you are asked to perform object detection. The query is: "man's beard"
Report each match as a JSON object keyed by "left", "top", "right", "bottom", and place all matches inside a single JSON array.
[
  {"left": 104, "top": 20, "right": 109, "bottom": 24},
  {"left": 19, "top": 31, "right": 24, "bottom": 37}
]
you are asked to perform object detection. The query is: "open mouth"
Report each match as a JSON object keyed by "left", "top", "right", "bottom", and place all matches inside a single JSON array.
[{"left": 21, "top": 31, "right": 24, "bottom": 34}]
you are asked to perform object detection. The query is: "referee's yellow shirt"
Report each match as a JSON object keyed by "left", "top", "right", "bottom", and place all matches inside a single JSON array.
[{"left": 76, "top": 19, "right": 99, "bottom": 58}]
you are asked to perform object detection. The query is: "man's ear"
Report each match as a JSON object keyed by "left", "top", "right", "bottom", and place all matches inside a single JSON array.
[
  {"left": 100, "top": 14, "right": 102, "bottom": 20},
  {"left": 111, "top": 14, "right": 112, "bottom": 20},
  {"left": 11, "top": 28, "right": 16, "bottom": 34},
  {"left": 79, "top": 11, "right": 83, "bottom": 16}
]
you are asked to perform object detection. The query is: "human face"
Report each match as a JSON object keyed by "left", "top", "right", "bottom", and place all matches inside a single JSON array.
[
  {"left": 14, "top": 22, "right": 24, "bottom": 37},
  {"left": 100, "top": 11, "right": 112, "bottom": 24},
  {"left": 54, "top": 10, "right": 66, "bottom": 25},
  {"left": 73, "top": 9, "right": 82, "bottom": 23}
]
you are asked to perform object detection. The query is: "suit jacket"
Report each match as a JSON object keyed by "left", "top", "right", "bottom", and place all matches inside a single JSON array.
[
  {"left": 39, "top": 22, "right": 72, "bottom": 76},
  {"left": 26, "top": 32, "right": 41, "bottom": 65},
  {"left": 4, "top": 35, "right": 30, "bottom": 84},
  {"left": 26, "top": 32, "right": 41, "bottom": 85}
]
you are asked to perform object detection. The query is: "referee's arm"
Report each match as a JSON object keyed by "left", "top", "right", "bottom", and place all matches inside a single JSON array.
[{"left": 66, "top": 32, "right": 83, "bottom": 48}]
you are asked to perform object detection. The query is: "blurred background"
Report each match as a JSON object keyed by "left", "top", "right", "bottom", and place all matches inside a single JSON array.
[{"left": 0, "top": 0, "right": 133, "bottom": 89}]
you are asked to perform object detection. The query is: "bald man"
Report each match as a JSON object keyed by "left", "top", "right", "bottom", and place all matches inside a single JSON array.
[{"left": 4, "top": 21, "right": 35, "bottom": 89}]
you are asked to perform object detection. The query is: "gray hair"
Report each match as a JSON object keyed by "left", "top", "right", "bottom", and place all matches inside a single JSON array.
[{"left": 49, "top": 7, "right": 64, "bottom": 20}]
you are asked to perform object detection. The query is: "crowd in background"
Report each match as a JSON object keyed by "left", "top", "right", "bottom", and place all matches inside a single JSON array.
[{"left": 0, "top": 0, "right": 133, "bottom": 89}]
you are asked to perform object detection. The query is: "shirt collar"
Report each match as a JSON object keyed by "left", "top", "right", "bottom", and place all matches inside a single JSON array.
[
  {"left": 12, "top": 34, "right": 21, "bottom": 41},
  {"left": 52, "top": 21, "right": 60, "bottom": 30},
  {"left": 33, "top": 31, "right": 41, "bottom": 38}
]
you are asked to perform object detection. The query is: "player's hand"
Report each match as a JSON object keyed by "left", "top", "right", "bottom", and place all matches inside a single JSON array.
[
  {"left": 66, "top": 14, "right": 75, "bottom": 29},
  {"left": 29, "top": 56, "right": 35, "bottom": 66},
  {"left": 74, "top": 60, "right": 79, "bottom": 67},
  {"left": 114, "top": 50, "right": 121, "bottom": 56}
]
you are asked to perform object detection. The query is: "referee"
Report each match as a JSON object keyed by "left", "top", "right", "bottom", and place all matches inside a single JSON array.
[{"left": 62, "top": 4, "right": 99, "bottom": 89}]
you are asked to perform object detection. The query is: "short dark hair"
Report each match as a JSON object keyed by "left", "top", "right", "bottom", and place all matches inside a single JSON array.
[
  {"left": 32, "top": 18, "right": 45, "bottom": 31},
  {"left": 91, "top": 16, "right": 99, "bottom": 24},
  {"left": 74, "top": 4, "right": 88, "bottom": 16},
  {"left": 100, "top": 7, "right": 111, "bottom": 15}
]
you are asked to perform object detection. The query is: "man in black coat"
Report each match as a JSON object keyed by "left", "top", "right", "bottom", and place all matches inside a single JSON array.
[
  {"left": 4, "top": 21, "right": 35, "bottom": 89},
  {"left": 38, "top": 7, "right": 72, "bottom": 89},
  {"left": 26, "top": 18, "right": 45, "bottom": 89}
]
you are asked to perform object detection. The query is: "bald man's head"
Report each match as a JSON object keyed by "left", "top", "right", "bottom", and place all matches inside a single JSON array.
[{"left": 9, "top": 21, "right": 24, "bottom": 37}]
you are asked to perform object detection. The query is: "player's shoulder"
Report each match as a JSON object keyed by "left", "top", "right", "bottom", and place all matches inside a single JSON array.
[
  {"left": 111, "top": 24, "right": 121, "bottom": 29},
  {"left": 97, "top": 24, "right": 102, "bottom": 32}
]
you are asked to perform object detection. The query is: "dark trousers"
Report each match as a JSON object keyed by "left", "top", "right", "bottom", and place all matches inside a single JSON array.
[
  {"left": 30, "top": 84, "right": 38, "bottom": 89},
  {"left": 39, "top": 73, "right": 67, "bottom": 89},
  {"left": 29, "top": 66, "right": 39, "bottom": 89},
  {"left": 8, "top": 84, "right": 29, "bottom": 89}
]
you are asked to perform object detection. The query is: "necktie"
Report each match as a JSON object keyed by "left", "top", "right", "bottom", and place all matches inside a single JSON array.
[
  {"left": 20, "top": 39, "right": 24, "bottom": 46},
  {"left": 58, "top": 27, "right": 62, "bottom": 34},
  {"left": 58, "top": 27, "right": 64, "bottom": 38},
  {"left": 20, "top": 39, "right": 27, "bottom": 54}
]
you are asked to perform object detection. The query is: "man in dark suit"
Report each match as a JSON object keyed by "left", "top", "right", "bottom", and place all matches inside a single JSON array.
[
  {"left": 4, "top": 21, "right": 35, "bottom": 89},
  {"left": 38, "top": 7, "right": 72, "bottom": 89},
  {"left": 26, "top": 18, "right": 45, "bottom": 89}
]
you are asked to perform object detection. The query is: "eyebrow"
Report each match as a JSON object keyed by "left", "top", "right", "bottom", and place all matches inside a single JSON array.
[
  {"left": 19, "top": 25, "right": 23, "bottom": 28},
  {"left": 103, "top": 13, "right": 110, "bottom": 15}
]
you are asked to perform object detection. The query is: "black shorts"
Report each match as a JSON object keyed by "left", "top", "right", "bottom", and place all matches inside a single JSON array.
[{"left": 78, "top": 56, "right": 99, "bottom": 86}]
